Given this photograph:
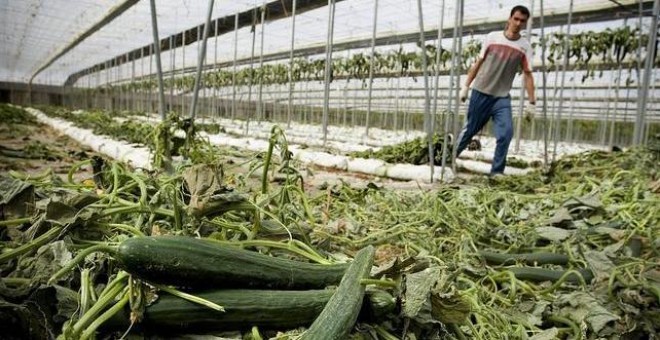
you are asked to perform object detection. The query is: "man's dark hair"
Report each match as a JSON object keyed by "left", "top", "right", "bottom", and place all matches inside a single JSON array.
[{"left": 510, "top": 5, "right": 530, "bottom": 18}]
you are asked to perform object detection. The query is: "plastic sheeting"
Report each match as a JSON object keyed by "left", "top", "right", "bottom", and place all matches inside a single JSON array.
[{"left": 1, "top": 0, "right": 650, "bottom": 85}]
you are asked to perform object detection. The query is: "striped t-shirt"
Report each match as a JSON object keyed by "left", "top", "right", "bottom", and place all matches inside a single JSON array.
[{"left": 472, "top": 31, "right": 533, "bottom": 98}]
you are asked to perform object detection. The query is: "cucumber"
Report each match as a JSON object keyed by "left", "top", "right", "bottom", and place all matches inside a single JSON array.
[
  {"left": 301, "top": 245, "right": 375, "bottom": 340},
  {"left": 105, "top": 288, "right": 395, "bottom": 334},
  {"left": 116, "top": 236, "right": 349, "bottom": 289},
  {"left": 479, "top": 251, "right": 569, "bottom": 265},
  {"left": 507, "top": 267, "right": 594, "bottom": 284}
]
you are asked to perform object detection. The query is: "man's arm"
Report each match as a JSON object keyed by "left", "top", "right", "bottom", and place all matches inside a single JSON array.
[
  {"left": 460, "top": 57, "right": 484, "bottom": 102},
  {"left": 523, "top": 70, "right": 535, "bottom": 104},
  {"left": 465, "top": 57, "right": 485, "bottom": 88}
]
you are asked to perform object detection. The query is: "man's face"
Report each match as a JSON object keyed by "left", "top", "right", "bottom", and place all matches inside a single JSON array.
[{"left": 508, "top": 11, "right": 529, "bottom": 34}]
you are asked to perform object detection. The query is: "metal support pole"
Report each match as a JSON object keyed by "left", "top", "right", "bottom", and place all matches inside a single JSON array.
[
  {"left": 633, "top": 0, "right": 659, "bottom": 145},
  {"left": 170, "top": 36, "right": 175, "bottom": 112},
  {"left": 257, "top": 2, "right": 266, "bottom": 121},
  {"left": 515, "top": 0, "right": 534, "bottom": 151},
  {"left": 609, "top": 60, "right": 624, "bottom": 147},
  {"left": 441, "top": 0, "right": 462, "bottom": 177},
  {"left": 213, "top": 12, "right": 219, "bottom": 117},
  {"left": 600, "top": 69, "right": 614, "bottom": 145},
  {"left": 552, "top": 0, "right": 573, "bottom": 161},
  {"left": 149, "top": 0, "right": 167, "bottom": 121},
  {"left": 105, "top": 61, "right": 110, "bottom": 111},
  {"left": 149, "top": 45, "right": 153, "bottom": 113},
  {"left": 232, "top": 13, "right": 239, "bottom": 119},
  {"left": 189, "top": 0, "right": 215, "bottom": 120},
  {"left": 245, "top": 9, "right": 257, "bottom": 134},
  {"left": 322, "top": 0, "right": 336, "bottom": 145},
  {"left": 416, "top": 0, "right": 434, "bottom": 181},
  {"left": 182, "top": 31, "right": 186, "bottom": 114},
  {"left": 567, "top": 69, "right": 577, "bottom": 142},
  {"left": 365, "top": 0, "right": 379, "bottom": 136},
  {"left": 287, "top": 0, "right": 297, "bottom": 127},
  {"left": 450, "top": 0, "right": 465, "bottom": 174},
  {"left": 540, "top": 0, "right": 549, "bottom": 167},
  {"left": 432, "top": 0, "right": 445, "bottom": 133}
]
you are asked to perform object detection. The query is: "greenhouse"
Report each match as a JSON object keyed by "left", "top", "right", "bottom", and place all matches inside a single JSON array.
[{"left": 0, "top": 0, "right": 658, "bottom": 339}]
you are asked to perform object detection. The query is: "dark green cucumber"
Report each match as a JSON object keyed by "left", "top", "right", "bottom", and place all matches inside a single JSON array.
[
  {"left": 105, "top": 288, "right": 395, "bottom": 334},
  {"left": 507, "top": 267, "right": 594, "bottom": 284},
  {"left": 117, "top": 236, "right": 349, "bottom": 289},
  {"left": 301, "top": 245, "right": 375, "bottom": 340},
  {"left": 480, "top": 251, "right": 569, "bottom": 265}
]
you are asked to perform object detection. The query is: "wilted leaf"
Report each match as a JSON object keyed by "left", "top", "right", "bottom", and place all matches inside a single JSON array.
[
  {"left": 430, "top": 281, "right": 471, "bottom": 325},
  {"left": 563, "top": 195, "right": 602, "bottom": 209},
  {"left": 556, "top": 292, "right": 620, "bottom": 334},
  {"left": 547, "top": 207, "right": 573, "bottom": 225},
  {"left": 586, "top": 214, "right": 604, "bottom": 225},
  {"left": 0, "top": 176, "right": 35, "bottom": 219},
  {"left": 584, "top": 250, "right": 615, "bottom": 281},
  {"left": 15, "top": 241, "right": 73, "bottom": 283},
  {"left": 44, "top": 200, "right": 77, "bottom": 225},
  {"left": 183, "top": 164, "right": 250, "bottom": 217},
  {"left": 402, "top": 267, "right": 442, "bottom": 322},
  {"left": 536, "top": 226, "right": 572, "bottom": 242},
  {"left": 0, "top": 300, "right": 51, "bottom": 339},
  {"left": 529, "top": 328, "right": 559, "bottom": 340}
]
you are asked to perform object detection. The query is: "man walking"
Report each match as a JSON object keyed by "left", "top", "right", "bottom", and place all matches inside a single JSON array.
[{"left": 457, "top": 5, "right": 536, "bottom": 175}]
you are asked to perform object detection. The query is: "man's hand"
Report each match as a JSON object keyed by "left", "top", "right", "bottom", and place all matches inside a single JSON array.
[
  {"left": 524, "top": 102, "right": 536, "bottom": 122},
  {"left": 460, "top": 86, "right": 469, "bottom": 103}
]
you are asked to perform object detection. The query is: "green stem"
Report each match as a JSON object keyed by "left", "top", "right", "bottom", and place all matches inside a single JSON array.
[
  {"left": 106, "top": 223, "right": 145, "bottom": 237},
  {"left": 80, "top": 289, "right": 129, "bottom": 340},
  {"left": 1, "top": 277, "right": 31, "bottom": 285},
  {"left": 209, "top": 239, "right": 331, "bottom": 265},
  {"left": 71, "top": 274, "right": 128, "bottom": 338},
  {"left": 67, "top": 159, "right": 92, "bottom": 184},
  {"left": 79, "top": 269, "right": 93, "bottom": 318},
  {"left": 261, "top": 128, "right": 277, "bottom": 195},
  {"left": 539, "top": 269, "right": 588, "bottom": 295},
  {"left": 0, "top": 226, "right": 63, "bottom": 264},
  {"left": 0, "top": 217, "right": 31, "bottom": 227},
  {"left": 48, "top": 244, "right": 118, "bottom": 284},
  {"left": 452, "top": 323, "right": 469, "bottom": 340},
  {"left": 374, "top": 325, "right": 400, "bottom": 340},
  {"left": 360, "top": 278, "right": 399, "bottom": 288},
  {"left": 154, "top": 284, "right": 224, "bottom": 312},
  {"left": 549, "top": 315, "right": 582, "bottom": 340}
]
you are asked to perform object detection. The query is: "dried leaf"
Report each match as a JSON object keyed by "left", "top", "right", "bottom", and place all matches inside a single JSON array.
[
  {"left": 535, "top": 226, "right": 572, "bottom": 242},
  {"left": 402, "top": 267, "right": 442, "bottom": 322},
  {"left": 547, "top": 207, "right": 573, "bottom": 225},
  {"left": 584, "top": 250, "right": 616, "bottom": 281},
  {"left": 529, "top": 328, "right": 559, "bottom": 340},
  {"left": 556, "top": 292, "right": 620, "bottom": 334}
]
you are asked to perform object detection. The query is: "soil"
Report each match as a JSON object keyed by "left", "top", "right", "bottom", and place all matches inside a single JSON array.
[
  {"left": 0, "top": 118, "right": 98, "bottom": 182},
  {"left": 0, "top": 108, "right": 453, "bottom": 197}
]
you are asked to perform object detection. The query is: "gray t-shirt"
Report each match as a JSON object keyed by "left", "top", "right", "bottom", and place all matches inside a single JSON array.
[{"left": 472, "top": 31, "right": 533, "bottom": 97}]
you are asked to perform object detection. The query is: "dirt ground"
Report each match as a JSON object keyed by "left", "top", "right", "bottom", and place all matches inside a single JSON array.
[
  {"left": 0, "top": 118, "right": 97, "bottom": 182},
  {"left": 0, "top": 112, "right": 446, "bottom": 196}
]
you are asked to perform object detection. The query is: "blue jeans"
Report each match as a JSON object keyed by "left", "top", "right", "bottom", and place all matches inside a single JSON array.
[{"left": 456, "top": 89, "right": 513, "bottom": 174}]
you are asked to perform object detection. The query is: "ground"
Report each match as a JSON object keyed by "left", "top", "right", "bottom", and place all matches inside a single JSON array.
[{"left": 0, "top": 116, "right": 98, "bottom": 182}]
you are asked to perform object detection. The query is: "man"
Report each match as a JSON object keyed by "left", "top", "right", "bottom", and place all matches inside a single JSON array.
[{"left": 457, "top": 5, "right": 536, "bottom": 175}]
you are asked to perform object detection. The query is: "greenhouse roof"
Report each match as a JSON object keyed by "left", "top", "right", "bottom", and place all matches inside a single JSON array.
[{"left": 0, "top": 0, "right": 655, "bottom": 85}]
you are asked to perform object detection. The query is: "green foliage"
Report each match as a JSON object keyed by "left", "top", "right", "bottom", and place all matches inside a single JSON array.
[
  {"left": 0, "top": 104, "right": 36, "bottom": 125},
  {"left": 350, "top": 133, "right": 451, "bottom": 165}
]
